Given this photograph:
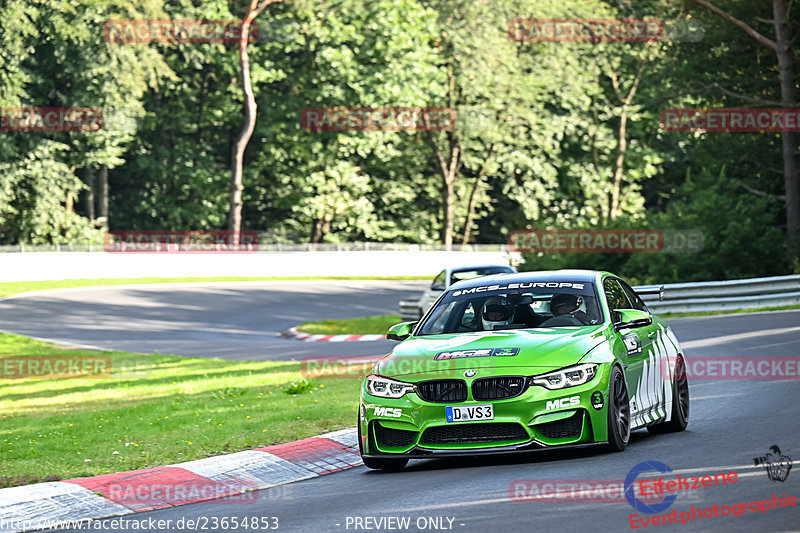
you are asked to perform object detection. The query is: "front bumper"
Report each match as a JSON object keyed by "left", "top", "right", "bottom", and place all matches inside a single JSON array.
[{"left": 359, "top": 366, "right": 612, "bottom": 457}]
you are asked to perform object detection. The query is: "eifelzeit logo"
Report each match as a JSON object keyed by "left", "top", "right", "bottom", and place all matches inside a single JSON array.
[{"left": 753, "top": 445, "right": 792, "bottom": 482}]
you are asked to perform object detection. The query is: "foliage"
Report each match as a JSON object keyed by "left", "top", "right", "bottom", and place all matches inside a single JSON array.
[{"left": 0, "top": 0, "right": 796, "bottom": 281}]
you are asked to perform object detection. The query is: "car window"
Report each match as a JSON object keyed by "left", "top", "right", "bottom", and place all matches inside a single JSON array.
[
  {"left": 449, "top": 266, "right": 513, "bottom": 285},
  {"left": 418, "top": 281, "right": 601, "bottom": 335},
  {"left": 618, "top": 279, "right": 648, "bottom": 312},
  {"left": 431, "top": 270, "right": 445, "bottom": 288},
  {"left": 603, "top": 278, "right": 632, "bottom": 310}
]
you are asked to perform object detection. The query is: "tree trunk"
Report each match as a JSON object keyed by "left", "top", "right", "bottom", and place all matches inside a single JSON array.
[
  {"left": 65, "top": 183, "right": 74, "bottom": 231},
  {"left": 609, "top": 105, "right": 629, "bottom": 221},
  {"left": 442, "top": 177, "right": 455, "bottom": 248},
  {"left": 311, "top": 217, "right": 330, "bottom": 244},
  {"left": 84, "top": 167, "right": 95, "bottom": 222},
  {"left": 461, "top": 144, "right": 495, "bottom": 244},
  {"left": 773, "top": 0, "right": 800, "bottom": 267},
  {"left": 693, "top": 0, "right": 800, "bottom": 267},
  {"left": 606, "top": 61, "right": 645, "bottom": 221},
  {"left": 229, "top": 0, "right": 282, "bottom": 244},
  {"left": 461, "top": 176, "right": 481, "bottom": 245},
  {"left": 98, "top": 164, "right": 108, "bottom": 230}
]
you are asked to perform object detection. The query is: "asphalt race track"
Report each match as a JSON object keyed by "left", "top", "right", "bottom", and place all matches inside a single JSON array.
[
  {"left": 2, "top": 284, "right": 798, "bottom": 532},
  {"left": 0, "top": 281, "right": 427, "bottom": 360}
]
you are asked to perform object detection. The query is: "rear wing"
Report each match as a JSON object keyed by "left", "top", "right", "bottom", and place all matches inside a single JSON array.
[{"left": 633, "top": 285, "right": 664, "bottom": 301}]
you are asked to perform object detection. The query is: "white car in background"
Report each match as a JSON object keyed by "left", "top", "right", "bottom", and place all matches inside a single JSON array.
[{"left": 415, "top": 264, "right": 517, "bottom": 317}]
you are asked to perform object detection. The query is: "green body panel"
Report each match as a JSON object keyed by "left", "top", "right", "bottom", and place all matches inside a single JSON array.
[
  {"left": 374, "top": 327, "right": 608, "bottom": 380},
  {"left": 359, "top": 270, "right": 684, "bottom": 457},
  {"left": 360, "top": 361, "right": 612, "bottom": 453}
]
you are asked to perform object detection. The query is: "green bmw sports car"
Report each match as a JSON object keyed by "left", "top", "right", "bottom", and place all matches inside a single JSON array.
[{"left": 358, "top": 270, "right": 689, "bottom": 470}]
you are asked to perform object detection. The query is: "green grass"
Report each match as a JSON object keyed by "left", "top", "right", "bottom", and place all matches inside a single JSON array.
[
  {"left": 296, "top": 314, "right": 403, "bottom": 335},
  {"left": 659, "top": 303, "right": 800, "bottom": 318},
  {"left": 0, "top": 333, "right": 361, "bottom": 488},
  {"left": 0, "top": 276, "right": 425, "bottom": 299}
]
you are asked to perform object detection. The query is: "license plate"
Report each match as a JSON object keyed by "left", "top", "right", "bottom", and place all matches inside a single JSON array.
[{"left": 445, "top": 404, "right": 494, "bottom": 422}]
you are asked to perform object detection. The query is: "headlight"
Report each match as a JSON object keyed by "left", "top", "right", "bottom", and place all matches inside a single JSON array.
[
  {"left": 365, "top": 375, "right": 415, "bottom": 398},
  {"left": 531, "top": 364, "right": 598, "bottom": 390}
]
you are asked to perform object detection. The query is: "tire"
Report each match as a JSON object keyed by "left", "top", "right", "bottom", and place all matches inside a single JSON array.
[
  {"left": 648, "top": 356, "right": 689, "bottom": 434},
  {"left": 358, "top": 416, "right": 409, "bottom": 471},
  {"left": 606, "top": 365, "right": 631, "bottom": 452}
]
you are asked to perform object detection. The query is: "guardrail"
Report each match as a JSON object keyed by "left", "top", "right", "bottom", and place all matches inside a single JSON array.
[
  {"left": 400, "top": 300, "right": 423, "bottom": 322},
  {"left": 399, "top": 275, "right": 800, "bottom": 320},
  {"left": 639, "top": 274, "right": 800, "bottom": 314}
]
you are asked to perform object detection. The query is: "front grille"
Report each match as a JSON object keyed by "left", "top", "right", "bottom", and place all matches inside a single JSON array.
[
  {"left": 420, "top": 423, "right": 529, "bottom": 445},
  {"left": 416, "top": 380, "right": 468, "bottom": 403},
  {"left": 373, "top": 421, "right": 416, "bottom": 448},
  {"left": 535, "top": 411, "right": 583, "bottom": 439},
  {"left": 472, "top": 376, "right": 527, "bottom": 400}
]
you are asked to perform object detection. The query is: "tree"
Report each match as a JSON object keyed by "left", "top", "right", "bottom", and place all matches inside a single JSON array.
[
  {"left": 243, "top": 0, "right": 445, "bottom": 243},
  {"left": 691, "top": 0, "right": 799, "bottom": 269},
  {"left": 228, "top": 0, "right": 284, "bottom": 242}
]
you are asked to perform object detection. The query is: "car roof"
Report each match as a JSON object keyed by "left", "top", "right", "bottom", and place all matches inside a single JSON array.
[
  {"left": 448, "top": 269, "right": 610, "bottom": 290},
  {"left": 446, "top": 264, "right": 515, "bottom": 273}
]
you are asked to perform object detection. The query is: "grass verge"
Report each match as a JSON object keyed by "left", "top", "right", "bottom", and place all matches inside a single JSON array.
[
  {"left": 0, "top": 276, "right": 425, "bottom": 300},
  {"left": 0, "top": 333, "right": 361, "bottom": 488},
  {"left": 296, "top": 314, "right": 403, "bottom": 335}
]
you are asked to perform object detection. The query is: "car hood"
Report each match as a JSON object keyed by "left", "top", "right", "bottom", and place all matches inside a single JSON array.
[{"left": 373, "top": 326, "right": 607, "bottom": 380}]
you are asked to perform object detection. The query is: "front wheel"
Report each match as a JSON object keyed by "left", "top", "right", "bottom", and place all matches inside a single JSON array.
[
  {"left": 648, "top": 356, "right": 689, "bottom": 434},
  {"left": 358, "top": 417, "right": 409, "bottom": 471},
  {"left": 606, "top": 365, "right": 631, "bottom": 452}
]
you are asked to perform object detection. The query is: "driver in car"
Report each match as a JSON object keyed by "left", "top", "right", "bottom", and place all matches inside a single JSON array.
[
  {"left": 481, "top": 296, "right": 515, "bottom": 330},
  {"left": 542, "top": 293, "right": 592, "bottom": 326},
  {"left": 551, "top": 293, "right": 582, "bottom": 316}
]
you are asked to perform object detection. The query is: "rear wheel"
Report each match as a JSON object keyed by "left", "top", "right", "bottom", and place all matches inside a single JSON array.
[
  {"left": 648, "top": 356, "right": 689, "bottom": 434},
  {"left": 606, "top": 365, "right": 631, "bottom": 452},
  {"left": 358, "top": 417, "right": 409, "bottom": 471}
]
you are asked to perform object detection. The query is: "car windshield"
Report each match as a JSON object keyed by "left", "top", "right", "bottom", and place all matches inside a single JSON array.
[
  {"left": 450, "top": 266, "right": 514, "bottom": 285},
  {"left": 417, "top": 280, "right": 602, "bottom": 335}
]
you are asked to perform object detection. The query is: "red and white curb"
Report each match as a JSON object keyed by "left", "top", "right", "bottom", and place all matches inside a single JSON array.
[
  {"left": 283, "top": 326, "right": 385, "bottom": 342},
  {"left": 0, "top": 428, "right": 359, "bottom": 533}
]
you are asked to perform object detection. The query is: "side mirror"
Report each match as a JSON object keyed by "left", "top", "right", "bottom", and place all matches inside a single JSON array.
[
  {"left": 430, "top": 282, "right": 445, "bottom": 291},
  {"left": 613, "top": 309, "right": 653, "bottom": 332},
  {"left": 387, "top": 321, "right": 416, "bottom": 341}
]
